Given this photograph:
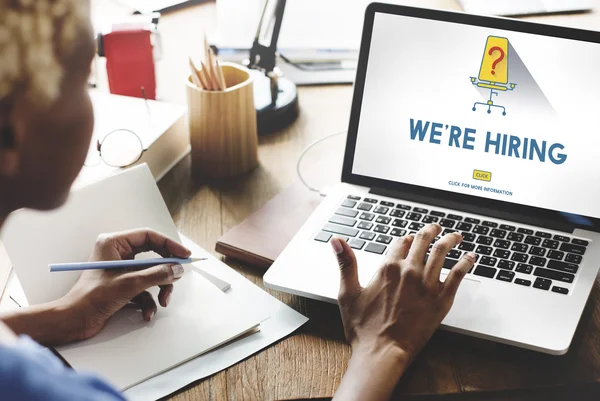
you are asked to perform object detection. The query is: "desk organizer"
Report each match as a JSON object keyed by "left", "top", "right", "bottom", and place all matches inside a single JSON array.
[{"left": 186, "top": 62, "right": 258, "bottom": 178}]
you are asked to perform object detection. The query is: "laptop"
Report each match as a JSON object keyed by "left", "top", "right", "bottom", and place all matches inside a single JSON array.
[
  {"left": 264, "top": 3, "right": 600, "bottom": 355},
  {"left": 459, "top": 0, "right": 594, "bottom": 17}
]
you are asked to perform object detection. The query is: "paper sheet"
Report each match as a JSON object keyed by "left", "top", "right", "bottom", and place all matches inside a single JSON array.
[
  {"left": 1, "top": 165, "right": 182, "bottom": 305},
  {"left": 124, "top": 234, "right": 309, "bottom": 401}
]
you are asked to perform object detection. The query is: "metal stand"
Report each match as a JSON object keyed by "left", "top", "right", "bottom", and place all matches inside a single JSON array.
[
  {"left": 473, "top": 89, "right": 507, "bottom": 115},
  {"left": 245, "top": 0, "right": 299, "bottom": 134},
  {"left": 470, "top": 77, "right": 516, "bottom": 116}
]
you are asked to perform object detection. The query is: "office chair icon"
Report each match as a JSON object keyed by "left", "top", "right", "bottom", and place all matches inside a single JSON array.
[
  {"left": 471, "top": 79, "right": 517, "bottom": 115},
  {"left": 470, "top": 36, "right": 517, "bottom": 116}
]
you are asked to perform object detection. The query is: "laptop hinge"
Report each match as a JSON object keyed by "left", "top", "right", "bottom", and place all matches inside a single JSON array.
[{"left": 370, "top": 187, "right": 575, "bottom": 233}]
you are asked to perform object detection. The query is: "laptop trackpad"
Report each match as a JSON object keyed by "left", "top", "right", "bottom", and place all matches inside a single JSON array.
[{"left": 441, "top": 276, "right": 481, "bottom": 326}]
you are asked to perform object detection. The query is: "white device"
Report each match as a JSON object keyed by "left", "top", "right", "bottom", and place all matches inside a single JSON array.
[
  {"left": 459, "top": 0, "right": 594, "bottom": 17},
  {"left": 264, "top": 3, "right": 600, "bottom": 355}
]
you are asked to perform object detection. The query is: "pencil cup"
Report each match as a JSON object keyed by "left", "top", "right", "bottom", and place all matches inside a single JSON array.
[{"left": 186, "top": 62, "right": 258, "bottom": 178}]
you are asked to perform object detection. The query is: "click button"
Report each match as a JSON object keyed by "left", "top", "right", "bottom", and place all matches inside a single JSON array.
[{"left": 473, "top": 170, "right": 492, "bottom": 182}]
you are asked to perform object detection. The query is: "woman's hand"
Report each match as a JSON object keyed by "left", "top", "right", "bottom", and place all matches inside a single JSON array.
[
  {"left": 332, "top": 223, "right": 476, "bottom": 401},
  {"left": 63, "top": 228, "right": 191, "bottom": 341},
  {"left": 0, "top": 228, "right": 191, "bottom": 346}
]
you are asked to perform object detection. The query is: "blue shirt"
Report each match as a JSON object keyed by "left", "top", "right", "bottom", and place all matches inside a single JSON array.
[{"left": 0, "top": 336, "right": 125, "bottom": 401}]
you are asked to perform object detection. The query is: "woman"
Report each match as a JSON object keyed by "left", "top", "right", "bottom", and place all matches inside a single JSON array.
[{"left": 0, "top": 1, "right": 475, "bottom": 400}]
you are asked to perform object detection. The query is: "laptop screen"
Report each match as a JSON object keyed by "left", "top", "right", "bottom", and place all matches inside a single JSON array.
[{"left": 349, "top": 10, "right": 600, "bottom": 222}]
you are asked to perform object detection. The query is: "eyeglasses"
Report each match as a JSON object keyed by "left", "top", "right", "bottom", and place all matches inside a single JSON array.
[{"left": 84, "top": 129, "right": 145, "bottom": 168}]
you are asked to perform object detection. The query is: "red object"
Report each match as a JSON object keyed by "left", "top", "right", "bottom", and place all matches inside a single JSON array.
[
  {"left": 102, "top": 29, "right": 156, "bottom": 99},
  {"left": 488, "top": 46, "right": 505, "bottom": 76}
]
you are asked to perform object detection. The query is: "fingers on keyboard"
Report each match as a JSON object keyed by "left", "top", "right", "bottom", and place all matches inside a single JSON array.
[{"left": 316, "top": 195, "right": 586, "bottom": 295}]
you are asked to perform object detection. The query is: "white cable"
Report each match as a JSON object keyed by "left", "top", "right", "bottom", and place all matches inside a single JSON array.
[{"left": 296, "top": 130, "right": 346, "bottom": 196}]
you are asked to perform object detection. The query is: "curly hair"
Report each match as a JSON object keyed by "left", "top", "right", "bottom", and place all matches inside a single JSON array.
[{"left": 0, "top": 0, "right": 90, "bottom": 107}]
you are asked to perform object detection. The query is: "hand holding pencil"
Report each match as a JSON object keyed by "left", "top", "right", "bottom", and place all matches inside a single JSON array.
[
  {"left": 189, "top": 36, "right": 227, "bottom": 91},
  {"left": 34, "top": 229, "right": 195, "bottom": 343}
]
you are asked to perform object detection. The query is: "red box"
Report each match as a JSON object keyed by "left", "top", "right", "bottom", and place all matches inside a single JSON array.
[{"left": 103, "top": 29, "right": 156, "bottom": 100}]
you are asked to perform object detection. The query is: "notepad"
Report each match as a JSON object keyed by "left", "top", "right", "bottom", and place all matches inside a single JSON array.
[
  {"left": 1, "top": 164, "right": 266, "bottom": 390},
  {"left": 58, "top": 268, "right": 260, "bottom": 389}
]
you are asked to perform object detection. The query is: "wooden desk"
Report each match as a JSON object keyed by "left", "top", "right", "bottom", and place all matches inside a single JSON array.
[
  {"left": 30, "top": 1, "right": 600, "bottom": 399},
  {"left": 146, "top": 2, "right": 600, "bottom": 399}
]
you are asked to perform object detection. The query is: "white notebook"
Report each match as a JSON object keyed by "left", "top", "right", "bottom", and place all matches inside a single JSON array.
[{"left": 1, "top": 165, "right": 266, "bottom": 390}]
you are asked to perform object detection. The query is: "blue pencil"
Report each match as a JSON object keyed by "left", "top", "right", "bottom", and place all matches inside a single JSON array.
[{"left": 49, "top": 257, "right": 206, "bottom": 272}]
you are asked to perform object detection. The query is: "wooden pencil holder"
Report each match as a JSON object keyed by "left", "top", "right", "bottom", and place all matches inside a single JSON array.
[{"left": 186, "top": 62, "right": 258, "bottom": 178}]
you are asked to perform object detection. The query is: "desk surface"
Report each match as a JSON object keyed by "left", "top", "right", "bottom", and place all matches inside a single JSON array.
[{"left": 38, "top": 1, "right": 600, "bottom": 399}]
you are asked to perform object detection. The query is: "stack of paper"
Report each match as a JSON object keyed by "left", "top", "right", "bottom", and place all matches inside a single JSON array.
[{"left": 0, "top": 165, "right": 275, "bottom": 392}]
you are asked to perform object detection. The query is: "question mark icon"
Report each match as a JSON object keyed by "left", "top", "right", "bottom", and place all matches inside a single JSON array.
[{"left": 488, "top": 46, "right": 505, "bottom": 75}]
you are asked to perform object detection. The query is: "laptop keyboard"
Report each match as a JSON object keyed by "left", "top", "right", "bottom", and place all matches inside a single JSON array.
[{"left": 314, "top": 195, "right": 591, "bottom": 296}]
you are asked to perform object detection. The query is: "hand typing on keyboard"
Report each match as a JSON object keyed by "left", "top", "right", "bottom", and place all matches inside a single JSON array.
[{"left": 331, "top": 224, "right": 476, "bottom": 401}]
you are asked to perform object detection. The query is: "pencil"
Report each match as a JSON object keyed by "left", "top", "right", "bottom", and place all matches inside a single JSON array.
[
  {"left": 203, "top": 34, "right": 211, "bottom": 70},
  {"left": 195, "top": 64, "right": 210, "bottom": 90},
  {"left": 49, "top": 257, "right": 207, "bottom": 272},
  {"left": 188, "top": 57, "right": 203, "bottom": 88},
  {"left": 200, "top": 61, "right": 215, "bottom": 91},
  {"left": 215, "top": 59, "right": 226, "bottom": 90},
  {"left": 206, "top": 48, "right": 221, "bottom": 90},
  {"left": 189, "top": 57, "right": 210, "bottom": 90},
  {"left": 203, "top": 35, "right": 217, "bottom": 90}
]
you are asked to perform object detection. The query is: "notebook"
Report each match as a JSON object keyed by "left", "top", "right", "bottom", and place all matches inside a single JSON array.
[
  {"left": 216, "top": 182, "right": 323, "bottom": 269},
  {"left": 1, "top": 164, "right": 266, "bottom": 390}
]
